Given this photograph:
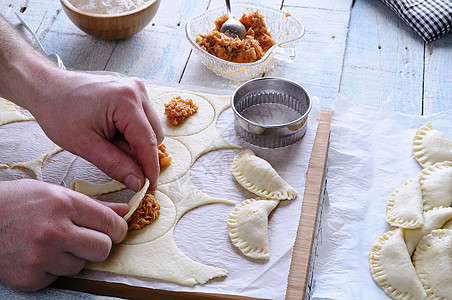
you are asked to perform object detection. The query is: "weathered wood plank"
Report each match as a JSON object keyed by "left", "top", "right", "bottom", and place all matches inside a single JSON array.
[
  {"left": 209, "top": 0, "right": 281, "bottom": 10},
  {"left": 106, "top": 0, "right": 210, "bottom": 81},
  {"left": 423, "top": 33, "right": 452, "bottom": 114},
  {"left": 340, "top": 0, "right": 424, "bottom": 114},
  {"left": 268, "top": 5, "right": 350, "bottom": 110},
  {"left": 285, "top": 0, "right": 352, "bottom": 11}
]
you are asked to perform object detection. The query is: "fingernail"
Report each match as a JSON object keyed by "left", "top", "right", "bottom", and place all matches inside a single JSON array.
[{"left": 124, "top": 174, "right": 141, "bottom": 192}]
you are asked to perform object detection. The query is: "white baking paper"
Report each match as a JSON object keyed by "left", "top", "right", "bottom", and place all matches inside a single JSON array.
[
  {"left": 0, "top": 82, "right": 320, "bottom": 300},
  {"left": 310, "top": 96, "right": 451, "bottom": 300}
]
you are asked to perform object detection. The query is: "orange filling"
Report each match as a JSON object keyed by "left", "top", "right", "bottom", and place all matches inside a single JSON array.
[
  {"left": 196, "top": 10, "right": 276, "bottom": 63},
  {"left": 127, "top": 193, "right": 161, "bottom": 230},
  {"left": 158, "top": 143, "right": 172, "bottom": 169},
  {"left": 164, "top": 96, "right": 199, "bottom": 126}
]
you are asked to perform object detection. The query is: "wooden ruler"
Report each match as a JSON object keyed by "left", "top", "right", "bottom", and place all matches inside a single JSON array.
[{"left": 286, "top": 110, "right": 332, "bottom": 299}]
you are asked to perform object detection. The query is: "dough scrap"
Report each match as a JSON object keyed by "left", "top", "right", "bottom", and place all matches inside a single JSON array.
[
  {"left": 12, "top": 154, "right": 45, "bottom": 181},
  {"left": 71, "top": 179, "right": 127, "bottom": 196},
  {"left": 231, "top": 149, "right": 297, "bottom": 200},
  {"left": 420, "top": 161, "right": 452, "bottom": 211},
  {"left": 227, "top": 198, "right": 279, "bottom": 259},
  {"left": 157, "top": 172, "right": 235, "bottom": 218},
  {"left": 86, "top": 230, "right": 228, "bottom": 286},
  {"left": 403, "top": 206, "right": 452, "bottom": 255},
  {"left": 413, "top": 122, "right": 452, "bottom": 168},
  {"left": 413, "top": 229, "right": 452, "bottom": 300},
  {"left": 0, "top": 98, "right": 35, "bottom": 125},
  {"left": 86, "top": 172, "right": 234, "bottom": 285},
  {"left": 11, "top": 144, "right": 64, "bottom": 182},
  {"left": 369, "top": 228, "right": 427, "bottom": 300},
  {"left": 174, "top": 123, "right": 241, "bottom": 163},
  {"left": 386, "top": 175, "right": 424, "bottom": 229}
]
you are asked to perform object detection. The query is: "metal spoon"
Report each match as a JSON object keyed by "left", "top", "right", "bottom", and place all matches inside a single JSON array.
[
  {"left": 15, "top": 12, "right": 66, "bottom": 70},
  {"left": 220, "top": 0, "right": 246, "bottom": 40}
]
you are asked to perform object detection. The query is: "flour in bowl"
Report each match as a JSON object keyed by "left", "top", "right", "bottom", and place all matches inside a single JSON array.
[{"left": 69, "top": 0, "right": 149, "bottom": 14}]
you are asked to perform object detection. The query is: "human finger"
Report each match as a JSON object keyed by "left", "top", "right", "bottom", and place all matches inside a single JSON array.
[
  {"left": 120, "top": 109, "right": 161, "bottom": 190},
  {"left": 62, "top": 225, "right": 113, "bottom": 262},
  {"left": 44, "top": 252, "right": 85, "bottom": 276},
  {"left": 141, "top": 95, "right": 164, "bottom": 145},
  {"left": 69, "top": 192, "right": 128, "bottom": 244},
  {"left": 78, "top": 132, "right": 145, "bottom": 192}
]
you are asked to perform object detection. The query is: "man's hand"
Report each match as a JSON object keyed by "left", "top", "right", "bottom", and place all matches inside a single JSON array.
[
  {"left": 0, "top": 179, "right": 129, "bottom": 291},
  {"left": 0, "top": 15, "right": 164, "bottom": 191},
  {"left": 27, "top": 70, "right": 164, "bottom": 191}
]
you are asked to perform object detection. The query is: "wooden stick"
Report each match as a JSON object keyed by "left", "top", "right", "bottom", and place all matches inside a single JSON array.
[{"left": 286, "top": 110, "right": 332, "bottom": 300}]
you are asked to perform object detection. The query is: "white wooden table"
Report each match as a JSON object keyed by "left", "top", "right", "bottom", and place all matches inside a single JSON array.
[{"left": 1, "top": 0, "right": 451, "bottom": 299}]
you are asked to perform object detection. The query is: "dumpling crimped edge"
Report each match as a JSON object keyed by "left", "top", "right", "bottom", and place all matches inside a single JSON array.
[{"left": 231, "top": 149, "right": 297, "bottom": 200}]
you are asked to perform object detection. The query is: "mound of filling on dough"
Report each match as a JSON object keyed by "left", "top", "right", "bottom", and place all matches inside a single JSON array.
[
  {"left": 164, "top": 96, "right": 199, "bottom": 126},
  {"left": 195, "top": 10, "right": 276, "bottom": 63},
  {"left": 158, "top": 143, "right": 172, "bottom": 169},
  {"left": 127, "top": 193, "right": 160, "bottom": 230}
]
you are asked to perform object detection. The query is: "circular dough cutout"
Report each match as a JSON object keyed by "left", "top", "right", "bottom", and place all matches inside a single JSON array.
[
  {"left": 158, "top": 137, "right": 192, "bottom": 184},
  {"left": 123, "top": 190, "right": 176, "bottom": 245},
  {"left": 150, "top": 92, "right": 215, "bottom": 137}
]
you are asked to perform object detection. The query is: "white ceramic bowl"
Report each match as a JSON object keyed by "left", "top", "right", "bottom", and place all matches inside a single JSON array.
[{"left": 185, "top": 3, "right": 305, "bottom": 82}]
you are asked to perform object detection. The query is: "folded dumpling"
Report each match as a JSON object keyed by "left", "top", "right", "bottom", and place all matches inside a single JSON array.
[
  {"left": 413, "top": 122, "right": 452, "bottom": 168},
  {"left": 386, "top": 175, "right": 424, "bottom": 229},
  {"left": 231, "top": 149, "right": 297, "bottom": 200},
  {"left": 369, "top": 228, "right": 427, "bottom": 300},
  {"left": 227, "top": 198, "right": 279, "bottom": 259},
  {"left": 413, "top": 229, "right": 452, "bottom": 300},
  {"left": 420, "top": 161, "right": 452, "bottom": 211}
]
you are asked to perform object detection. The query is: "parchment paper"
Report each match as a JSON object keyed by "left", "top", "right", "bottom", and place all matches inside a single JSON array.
[
  {"left": 0, "top": 81, "right": 320, "bottom": 300},
  {"left": 310, "top": 96, "right": 451, "bottom": 300}
]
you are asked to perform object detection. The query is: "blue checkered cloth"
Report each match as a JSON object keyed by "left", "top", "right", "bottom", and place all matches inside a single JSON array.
[{"left": 382, "top": 0, "right": 452, "bottom": 43}]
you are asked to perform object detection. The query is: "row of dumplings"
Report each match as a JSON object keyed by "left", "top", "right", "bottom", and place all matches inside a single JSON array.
[
  {"left": 370, "top": 123, "right": 452, "bottom": 300},
  {"left": 227, "top": 149, "right": 298, "bottom": 260}
]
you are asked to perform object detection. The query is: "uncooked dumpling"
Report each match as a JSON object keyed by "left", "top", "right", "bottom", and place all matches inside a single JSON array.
[
  {"left": 403, "top": 207, "right": 452, "bottom": 255},
  {"left": 369, "top": 228, "right": 427, "bottom": 300},
  {"left": 231, "top": 149, "right": 297, "bottom": 200},
  {"left": 413, "top": 229, "right": 452, "bottom": 300},
  {"left": 413, "top": 122, "right": 452, "bottom": 168},
  {"left": 420, "top": 161, "right": 452, "bottom": 210},
  {"left": 443, "top": 220, "right": 452, "bottom": 230},
  {"left": 227, "top": 198, "right": 279, "bottom": 260},
  {"left": 386, "top": 175, "right": 423, "bottom": 229}
]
